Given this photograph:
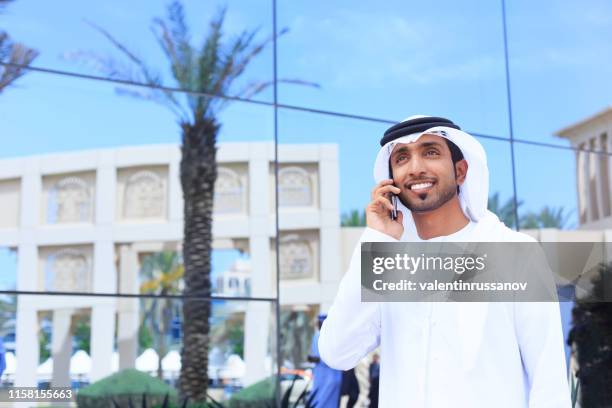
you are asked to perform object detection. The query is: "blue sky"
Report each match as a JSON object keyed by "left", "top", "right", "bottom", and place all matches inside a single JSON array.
[{"left": 1, "top": 0, "right": 612, "bottom": 287}]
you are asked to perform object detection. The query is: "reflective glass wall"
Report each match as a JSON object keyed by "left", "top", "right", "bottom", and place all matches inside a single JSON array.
[{"left": 1, "top": 0, "right": 611, "bottom": 406}]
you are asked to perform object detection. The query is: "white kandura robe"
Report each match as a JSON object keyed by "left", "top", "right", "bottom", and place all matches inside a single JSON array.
[
  {"left": 319, "top": 118, "right": 571, "bottom": 407},
  {"left": 319, "top": 222, "right": 570, "bottom": 407}
]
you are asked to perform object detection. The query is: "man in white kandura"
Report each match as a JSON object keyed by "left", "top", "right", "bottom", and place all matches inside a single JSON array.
[{"left": 318, "top": 115, "right": 570, "bottom": 407}]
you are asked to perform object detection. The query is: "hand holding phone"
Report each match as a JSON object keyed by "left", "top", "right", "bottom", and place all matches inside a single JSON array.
[
  {"left": 366, "top": 179, "right": 404, "bottom": 240},
  {"left": 390, "top": 194, "right": 398, "bottom": 220}
]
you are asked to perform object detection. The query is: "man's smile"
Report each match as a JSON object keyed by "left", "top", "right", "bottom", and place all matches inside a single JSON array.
[{"left": 406, "top": 180, "right": 436, "bottom": 194}]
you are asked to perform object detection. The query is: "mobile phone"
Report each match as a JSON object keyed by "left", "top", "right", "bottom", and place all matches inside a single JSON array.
[{"left": 388, "top": 162, "right": 398, "bottom": 220}]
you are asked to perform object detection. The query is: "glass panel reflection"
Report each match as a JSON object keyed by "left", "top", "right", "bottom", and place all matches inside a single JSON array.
[{"left": 1, "top": 294, "right": 278, "bottom": 405}]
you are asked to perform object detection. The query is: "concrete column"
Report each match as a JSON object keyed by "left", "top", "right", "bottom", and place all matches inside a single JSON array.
[
  {"left": 51, "top": 309, "right": 73, "bottom": 387},
  {"left": 89, "top": 240, "right": 117, "bottom": 381},
  {"left": 17, "top": 161, "right": 41, "bottom": 292},
  {"left": 319, "top": 146, "right": 341, "bottom": 285},
  {"left": 90, "top": 303, "right": 116, "bottom": 382},
  {"left": 582, "top": 142, "right": 593, "bottom": 223},
  {"left": 14, "top": 299, "right": 39, "bottom": 387},
  {"left": 243, "top": 301, "right": 272, "bottom": 384},
  {"left": 319, "top": 145, "right": 341, "bottom": 313},
  {"left": 598, "top": 134, "right": 611, "bottom": 217},
  {"left": 15, "top": 159, "right": 43, "bottom": 386},
  {"left": 247, "top": 145, "right": 272, "bottom": 298},
  {"left": 588, "top": 138, "right": 600, "bottom": 221},
  {"left": 96, "top": 151, "right": 115, "bottom": 225},
  {"left": 117, "top": 244, "right": 140, "bottom": 370},
  {"left": 243, "top": 144, "right": 272, "bottom": 386},
  {"left": 576, "top": 146, "right": 586, "bottom": 224},
  {"left": 93, "top": 241, "right": 116, "bottom": 294},
  {"left": 19, "top": 157, "right": 41, "bottom": 228},
  {"left": 593, "top": 137, "right": 606, "bottom": 221}
]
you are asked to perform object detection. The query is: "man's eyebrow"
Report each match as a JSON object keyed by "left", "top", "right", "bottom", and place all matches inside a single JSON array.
[
  {"left": 419, "top": 141, "right": 443, "bottom": 148},
  {"left": 391, "top": 141, "right": 443, "bottom": 157}
]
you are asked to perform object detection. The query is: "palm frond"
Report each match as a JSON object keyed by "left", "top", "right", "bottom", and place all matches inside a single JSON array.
[
  {"left": 230, "top": 27, "right": 289, "bottom": 83},
  {"left": 233, "top": 77, "right": 320, "bottom": 101},
  {"left": 0, "top": 32, "right": 39, "bottom": 93},
  {"left": 85, "top": 20, "right": 151, "bottom": 77},
  {"left": 194, "top": 7, "right": 226, "bottom": 119},
  {"left": 152, "top": 1, "right": 194, "bottom": 90},
  {"left": 72, "top": 2, "right": 316, "bottom": 127},
  {"left": 82, "top": 19, "right": 191, "bottom": 122},
  {"left": 204, "top": 26, "right": 292, "bottom": 117}
]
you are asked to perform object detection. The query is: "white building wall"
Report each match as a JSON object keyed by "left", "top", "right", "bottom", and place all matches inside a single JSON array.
[{"left": 2, "top": 141, "right": 340, "bottom": 387}]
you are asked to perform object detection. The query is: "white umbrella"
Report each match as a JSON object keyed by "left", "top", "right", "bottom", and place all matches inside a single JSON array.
[
  {"left": 207, "top": 347, "right": 225, "bottom": 380},
  {"left": 135, "top": 348, "right": 159, "bottom": 373},
  {"left": 161, "top": 350, "right": 181, "bottom": 372},
  {"left": 4, "top": 352, "right": 16, "bottom": 375},
  {"left": 70, "top": 350, "right": 91, "bottom": 376},
  {"left": 219, "top": 354, "right": 246, "bottom": 379},
  {"left": 111, "top": 351, "right": 119, "bottom": 372},
  {"left": 37, "top": 357, "right": 53, "bottom": 380}
]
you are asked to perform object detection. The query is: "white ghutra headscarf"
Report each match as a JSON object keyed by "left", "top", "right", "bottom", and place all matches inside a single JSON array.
[{"left": 373, "top": 115, "right": 506, "bottom": 241}]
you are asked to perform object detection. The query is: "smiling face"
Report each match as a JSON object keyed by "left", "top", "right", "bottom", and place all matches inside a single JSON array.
[{"left": 389, "top": 134, "right": 467, "bottom": 213}]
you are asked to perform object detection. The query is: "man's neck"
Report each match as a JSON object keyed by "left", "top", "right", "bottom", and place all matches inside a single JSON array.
[{"left": 412, "top": 197, "right": 470, "bottom": 240}]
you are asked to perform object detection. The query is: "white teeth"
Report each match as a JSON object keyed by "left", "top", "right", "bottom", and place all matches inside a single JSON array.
[{"left": 410, "top": 182, "right": 433, "bottom": 190}]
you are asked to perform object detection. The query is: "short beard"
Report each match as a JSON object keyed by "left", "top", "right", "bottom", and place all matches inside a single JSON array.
[{"left": 399, "top": 183, "right": 457, "bottom": 213}]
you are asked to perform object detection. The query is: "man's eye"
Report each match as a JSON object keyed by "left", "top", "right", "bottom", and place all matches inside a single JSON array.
[
  {"left": 425, "top": 150, "right": 439, "bottom": 156},
  {"left": 396, "top": 155, "right": 407, "bottom": 163}
]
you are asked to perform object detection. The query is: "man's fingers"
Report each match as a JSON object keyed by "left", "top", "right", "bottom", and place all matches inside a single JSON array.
[
  {"left": 371, "top": 179, "right": 395, "bottom": 199},
  {"left": 375, "top": 184, "right": 401, "bottom": 198},
  {"left": 373, "top": 195, "right": 394, "bottom": 211}
]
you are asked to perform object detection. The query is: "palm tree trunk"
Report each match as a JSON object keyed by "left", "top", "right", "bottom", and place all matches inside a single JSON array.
[{"left": 178, "top": 118, "right": 219, "bottom": 402}]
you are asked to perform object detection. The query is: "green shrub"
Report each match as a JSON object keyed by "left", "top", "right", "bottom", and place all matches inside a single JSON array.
[
  {"left": 77, "top": 369, "right": 177, "bottom": 408},
  {"left": 227, "top": 376, "right": 276, "bottom": 408}
]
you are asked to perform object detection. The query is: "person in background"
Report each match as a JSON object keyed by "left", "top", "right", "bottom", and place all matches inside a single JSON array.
[
  {"left": 307, "top": 313, "right": 342, "bottom": 407},
  {"left": 340, "top": 367, "right": 359, "bottom": 407},
  {"left": 369, "top": 353, "right": 380, "bottom": 407},
  {"left": 0, "top": 337, "right": 6, "bottom": 379}
]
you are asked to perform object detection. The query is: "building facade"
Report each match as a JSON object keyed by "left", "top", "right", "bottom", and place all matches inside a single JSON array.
[
  {"left": 556, "top": 107, "right": 612, "bottom": 229},
  {"left": 0, "top": 141, "right": 340, "bottom": 387}
]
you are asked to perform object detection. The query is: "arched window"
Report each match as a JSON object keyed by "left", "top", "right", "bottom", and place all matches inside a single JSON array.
[
  {"left": 124, "top": 170, "right": 165, "bottom": 219},
  {"left": 278, "top": 167, "right": 312, "bottom": 207},
  {"left": 45, "top": 248, "right": 90, "bottom": 292},
  {"left": 279, "top": 234, "right": 313, "bottom": 279},
  {"left": 214, "top": 167, "right": 244, "bottom": 213},
  {"left": 48, "top": 177, "right": 91, "bottom": 223}
]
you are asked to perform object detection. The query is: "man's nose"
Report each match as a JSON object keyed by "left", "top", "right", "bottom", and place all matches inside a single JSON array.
[{"left": 407, "top": 155, "right": 427, "bottom": 176}]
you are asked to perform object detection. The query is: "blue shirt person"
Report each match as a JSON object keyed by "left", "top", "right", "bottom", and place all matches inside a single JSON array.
[
  {"left": 308, "top": 314, "right": 342, "bottom": 408},
  {"left": 0, "top": 338, "right": 6, "bottom": 378}
]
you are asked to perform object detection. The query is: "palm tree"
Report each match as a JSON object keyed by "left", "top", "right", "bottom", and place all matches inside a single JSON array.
[
  {"left": 74, "top": 1, "right": 316, "bottom": 401},
  {"left": 519, "top": 206, "right": 573, "bottom": 229},
  {"left": 487, "top": 192, "right": 523, "bottom": 228},
  {"left": 139, "top": 251, "right": 183, "bottom": 380},
  {"left": 341, "top": 209, "right": 366, "bottom": 226},
  {"left": 0, "top": 0, "right": 38, "bottom": 93}
]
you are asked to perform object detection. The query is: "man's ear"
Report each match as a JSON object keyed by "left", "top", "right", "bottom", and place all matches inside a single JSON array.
[{"left": 455, "top": 159, "right": 468, "bottom": 185}]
